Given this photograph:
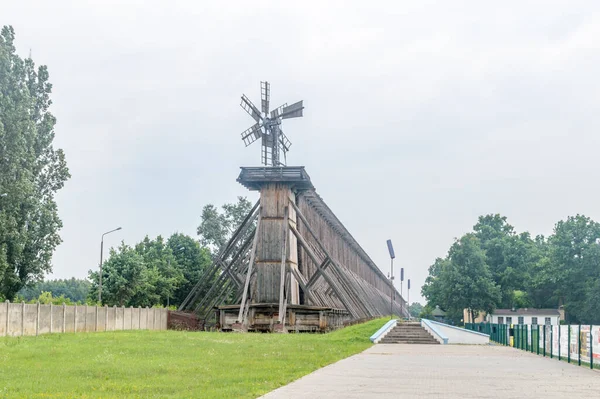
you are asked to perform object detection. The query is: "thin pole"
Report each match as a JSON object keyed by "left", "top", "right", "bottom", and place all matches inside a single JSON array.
[
  {"left": 407, "top": 285, "right": 410, "bottom": 319},
  {"left": 389, "top": 257, "right": 393, "bottom": 319},
  {"left": 568, "top": 325, "right": 571, "bottom": 363},
  {"left": 550, "top": 326, "right": 553, "bottom": 358},
  {"left": 578, "top": 324, "right": 581, "bottom": 366},
  {"left": 591, "top": 325, "right": 594, "bottom": 370},
  {"left": 99, "top": 238, "right": 104, "bottom": 303},
  {"left": 543, "top": 325, "right": 546, "bottom": 356},
  {"left": 558, "top": 324, "right": 561, "bottom": 360},
  {"left": 99, "top": 227, "right": 122, "bottom": 304}
]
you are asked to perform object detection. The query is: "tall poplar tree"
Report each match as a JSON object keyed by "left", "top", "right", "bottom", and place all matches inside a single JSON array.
[{"left": 0, "top": 26, "right": 70, "bottom": 299}]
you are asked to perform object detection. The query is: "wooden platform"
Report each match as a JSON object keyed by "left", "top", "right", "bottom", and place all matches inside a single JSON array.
[
  {"left": 237, "top": 166, "right": 314, "bottom": 191},
  {"left": 218, "top": 303, "right": 350, "bottom": 332}
]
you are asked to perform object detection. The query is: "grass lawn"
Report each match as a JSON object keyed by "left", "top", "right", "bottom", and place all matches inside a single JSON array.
[{"left": 0, "top": 317, "right": 388, "bottom": 398}]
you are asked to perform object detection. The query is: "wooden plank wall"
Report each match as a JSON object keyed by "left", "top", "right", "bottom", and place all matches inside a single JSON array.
[{"left": 297, "top": 189, "right": 406, "bottom": 317}]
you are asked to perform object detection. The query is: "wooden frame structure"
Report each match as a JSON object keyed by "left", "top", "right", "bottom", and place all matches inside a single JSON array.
[{"left": 179, "top": 167, "right": 407, "bottom": 332}]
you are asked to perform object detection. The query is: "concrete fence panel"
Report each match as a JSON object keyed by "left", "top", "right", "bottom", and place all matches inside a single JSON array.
[
  {"left": 51, "top": 304, "right": 63, "bottom": 333},
  {"left": 38, "top": 305, "right": 52, "bottom": 335},
  {"left": 64, "top": 306, "right": 75, "bottom": 333},
  {"left": 1, "top": 301, "right": 168, "bottom": 337},
  {"left": 8, "top": 303, "right": 22, "bottom": 336},
  {"left": 106, "top": 306, "right": 116, "bottom": 331}
]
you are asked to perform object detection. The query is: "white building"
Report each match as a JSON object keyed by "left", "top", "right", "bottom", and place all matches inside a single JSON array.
[{"left": 486, "top": 309, "right": 562, "bottom": 326}]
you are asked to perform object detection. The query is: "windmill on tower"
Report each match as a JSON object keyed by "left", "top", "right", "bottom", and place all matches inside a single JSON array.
[{"left": 240, "top": 82, "right": 304, "bottom": 166}]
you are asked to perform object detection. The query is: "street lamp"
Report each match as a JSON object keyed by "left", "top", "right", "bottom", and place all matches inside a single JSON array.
[
  {"left": 99, "top": 227, "right": 122, "bottom": 303},
  {"left": 400, "top": 267, "right": 404, "bottom": 315},
  {"left": 386, "top": 239, "right": 395, "bottom": 319},
  {"left": 407, "top": 279, "right": 411, "bottom": 320}
]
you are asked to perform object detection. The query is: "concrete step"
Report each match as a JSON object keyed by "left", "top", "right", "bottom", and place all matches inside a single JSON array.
[
  {"left": 378, "top": 323, "right": 440, "bottom": 345},
  {"left": 380, "top": 341, "right": 439, "bottom": 344}
]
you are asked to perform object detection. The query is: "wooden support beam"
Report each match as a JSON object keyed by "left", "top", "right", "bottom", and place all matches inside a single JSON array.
[
  {"left": 278, "top": 206, "right": 289, "bottom": 321},
  {"left": 288, "top": 223, "right": 360, "bottom": 319},
  {"left": 178, "top": 208, "right": 258, "bottom": 311},
  {"left": 306, "top": 258, "right": 330, "bottom": 289},
  {"left": 289, "top": 201, "right": 373, "bottom": 318},
  {"left": 288, "top": 266, "right": 313, "bottom": 304},
  {"left": 237, "top": 210, "right": 262, "bottom": 323}
]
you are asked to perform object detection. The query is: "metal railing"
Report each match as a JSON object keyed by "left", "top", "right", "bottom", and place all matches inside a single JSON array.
[{"left": 465, "top": 322, "right": 599, "bottom": 370}]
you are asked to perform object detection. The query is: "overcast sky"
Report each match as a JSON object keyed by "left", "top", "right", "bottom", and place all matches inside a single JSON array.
[{"left": 4, "top": 1, "right": 600, "bottom": 303}]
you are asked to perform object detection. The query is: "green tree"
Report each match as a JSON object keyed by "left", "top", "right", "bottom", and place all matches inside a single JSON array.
[
  {"left": 545, "top": 215, "right": 600, "bottom": 323},
  {"left": 132, "top": 235, "right": 184, "bottom": 307},
  {"left": 408, "top": 302, "right": 423, "bottom": 318},
  {"left": 423, "top": 234, "right": 501, "bottom": 323},
  {"left": 18, "top": 278, "right": 90, "bottom": 302},
  {"left": 0, "top": 26, "right": 70, "bottom": 300},
  {"left": 473, "top": 215, "right": 540, "bottom": 308},
  {"left": 167, "top": 233, "right": 212, "bottom": 307},
  {"left": 88, "top": 243, "right": 145, "bottom": 306},
  {"left": 197, "top": 196, "right": 254, "bottom": 252}
]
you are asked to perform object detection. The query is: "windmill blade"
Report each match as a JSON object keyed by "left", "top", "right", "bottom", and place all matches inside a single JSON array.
[
  {"left": 240, "top": 94, "right": 262, "bottom": 122},
  {"left": 260, "top": 81, "right": 270, "bottom": 114},
  {"left": 280, "top": 100, "right": 304, "bottom": 119},
  {"left": 241, "top": 123, "right": 262, "bottom": 147},
  {"left": 278, "top": 130, "right": 291, "bottom": 152},
  {"left": 270, "top": 103, "right": 287, "bottom": 119}
]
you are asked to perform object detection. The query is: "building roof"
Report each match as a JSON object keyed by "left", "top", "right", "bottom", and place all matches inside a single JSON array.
[
  {"left": 432, "top": 306, "right": 446, "bottom": 316},
  {"left": 491, "top": 308, "right": 560, "bottom": 316}
]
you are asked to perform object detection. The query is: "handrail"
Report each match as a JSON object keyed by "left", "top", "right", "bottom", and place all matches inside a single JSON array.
[
  {"left": 370, "top": 319, "right": 397, "bottom": 343},
  {"left": 428, "top": 319, "right": 490, "bottom": 337},
  {"left": 422, "top": 319, "right": 449, "bottom": 344}
]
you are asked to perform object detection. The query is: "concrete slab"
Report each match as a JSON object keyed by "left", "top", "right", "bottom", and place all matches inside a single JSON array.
[{"left": 261, "top": 344, "right": 600, "bottom": 399}]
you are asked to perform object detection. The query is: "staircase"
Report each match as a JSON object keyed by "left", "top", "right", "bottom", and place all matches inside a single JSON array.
[{"left": 379, "top": 322, "right": 440, "bottom": 344}]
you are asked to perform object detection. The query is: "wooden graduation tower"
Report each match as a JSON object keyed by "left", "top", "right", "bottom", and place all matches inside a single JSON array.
[{"left": 179, "top": 82, "right": 407, "bottom": 332}]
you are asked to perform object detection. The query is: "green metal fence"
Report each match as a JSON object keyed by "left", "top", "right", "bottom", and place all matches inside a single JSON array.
[{"left": 465, "top": 322, "right": 599, "bottom": 370}]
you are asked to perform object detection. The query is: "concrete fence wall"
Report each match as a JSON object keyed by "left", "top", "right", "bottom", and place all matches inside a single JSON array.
[{"left": 0, "top": 301, "right": 168, "bottom": 337}]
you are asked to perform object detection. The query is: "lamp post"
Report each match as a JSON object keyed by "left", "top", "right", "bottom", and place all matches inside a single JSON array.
[
  {"left": 99, "top": 227, "right": 122, "bottom": 303},
  {"left": 407, "top": 279, "right": 411, "bottom": 320},
  {"left": 386, "top": 239, "right": 395, "bottom": 319},
  {"left": 400, "top": 267, "right": 404, "bottom": 316}
]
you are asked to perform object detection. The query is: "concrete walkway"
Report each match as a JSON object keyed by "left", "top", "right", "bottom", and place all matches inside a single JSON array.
[{"left": 261, "top": 344, "right": 600, "bottom": 398}]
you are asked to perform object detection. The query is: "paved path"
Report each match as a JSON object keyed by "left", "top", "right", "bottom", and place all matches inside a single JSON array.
[{"left": 261, "top": 344, "right": 600, "bottom": 398}]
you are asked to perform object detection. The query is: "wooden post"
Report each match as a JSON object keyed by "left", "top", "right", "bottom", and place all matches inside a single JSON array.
[
  {"left": 95, "top": 305, "right": 98, "bottom": 332},
  {"left": 74, "top": 304, "right": 77, "bottom": 333},
  {"left": 105, "top": 305, "right": 108, "bottom": 332},
  {"left": 63, "top": 303, "right": 66, "bottom": 333},
  {"left": 84, "top": 305, "right": 88, "bottom": 332},
  {"left": 278, "top": 206, "right": 289, "bottom": 324},
  {"left": 237, "top": 211, "right": 262, "bottom": 324},
  {"left": 114, "top": 305, "right": 118, "bottom": 330}
]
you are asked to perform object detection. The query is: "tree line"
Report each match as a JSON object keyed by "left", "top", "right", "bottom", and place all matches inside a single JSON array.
[
  {"left": 422, "top": 214, "right": 600, "bottom": 324},
  {"left": 14, "top": 197, "right": 253, "bottom": 308},
  {"left": 86, "top": 197, "right": 253, "bottom": 308}
]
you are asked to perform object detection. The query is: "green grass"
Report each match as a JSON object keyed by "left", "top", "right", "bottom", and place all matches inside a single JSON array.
[{"left": 0, "top": 318, "right": 388, "bottom": 398}]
